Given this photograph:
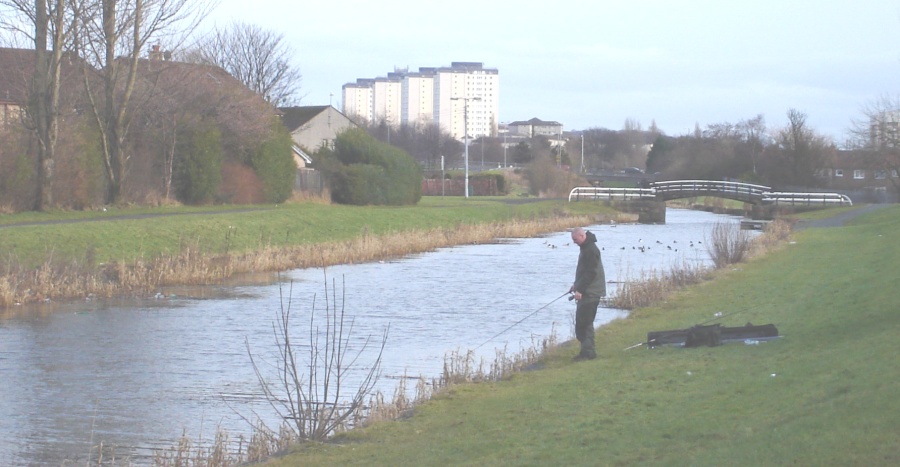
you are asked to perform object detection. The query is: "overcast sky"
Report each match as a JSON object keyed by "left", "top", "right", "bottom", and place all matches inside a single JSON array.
[{"left": 206, "top": 0, "right": 900, "bottom": 144}]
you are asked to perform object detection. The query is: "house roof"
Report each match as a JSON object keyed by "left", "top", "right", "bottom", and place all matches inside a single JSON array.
[
  {"left": 508, "top": 117, "right": 562, "bottom": 126},
  {"left": 831, "top": 149, "right": 885, "bottom": 168},
  {"left": 0, "top": 47, "right": 95, "bottom": 112},
  {"left": 0, "top": 48, "right": 33, "bottom": 104},
  {"left": 292, "top": 145, "right": 313, "bottom": 164},
  {"left": 278, "top": 105, "right": 332, "bottom": 131},
  {"left": 136, "top": 58, "right": 250, "bottom": 96}
]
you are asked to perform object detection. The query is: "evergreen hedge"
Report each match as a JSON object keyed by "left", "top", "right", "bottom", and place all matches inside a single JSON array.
[
  {"left": 250, "top": 122, "right": 296, "bottom": 203},
  {"left": 174, "top": 119, "right": 223, "bottom": 205},
  {"left": 317, "top": 129, "right": 422, "bottom": 205}
]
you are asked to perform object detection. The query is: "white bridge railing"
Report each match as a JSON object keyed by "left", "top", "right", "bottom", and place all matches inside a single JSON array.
[
  {"left": 761, "top": 192, "right": 853, "bottom": 206},
  {"left": 651, "top": 180, "right": 771, "bottom": 201},
  {"left": 568, "top": 186, "right": 655, "bottom": 201},
  {"left": 569, "top": 180, "right": 854, "bottom": 207}
]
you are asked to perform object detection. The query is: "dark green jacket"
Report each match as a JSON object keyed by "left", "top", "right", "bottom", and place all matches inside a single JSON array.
[{"left": 573, "top": 230, "right": 606, "bottom": 300}]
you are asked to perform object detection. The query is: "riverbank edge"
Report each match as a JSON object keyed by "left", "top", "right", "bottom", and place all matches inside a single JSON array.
[{"left": 0, "top": 200, "right": 635, "bottom": 309}]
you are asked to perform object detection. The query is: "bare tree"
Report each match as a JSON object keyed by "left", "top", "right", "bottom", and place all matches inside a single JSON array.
[
  {"left": 0, "top": 0, "right": 82, "bottom": 210},
  {"left": 766, "top": 109, "right": 834, "bottom": 188},
  {"left": 247, "top": 276, "right": 387, "bottom": 442},
  {"left": 847, "top": 94, "right": 900, "bottom": 195},
  {"left": 737, "top": 114, "right": 766, "bottom": 176},
  {"left": 185, "top": 21, "right": 302, "bottom": 106},
  {"left": 72, "top": 0, "right": 211, "bottom": 204}
]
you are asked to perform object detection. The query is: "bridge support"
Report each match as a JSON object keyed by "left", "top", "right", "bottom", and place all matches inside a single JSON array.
[
  {"left": 611, "top": 200, "right": 667, "bottom": 224},
  {"left": 750, "top": 204, "right": 776, "bottom": 220}
]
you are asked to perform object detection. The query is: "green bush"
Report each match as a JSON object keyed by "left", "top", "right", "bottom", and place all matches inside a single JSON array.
[
  {"left": 250, "top": 122, "right": 296, "bottom": 203},
  {"left": 173, "top": 119, "right": 223, "bottom": 205},
  {"left": 317, "top": 129, "right": 421, "bottom": 205}
]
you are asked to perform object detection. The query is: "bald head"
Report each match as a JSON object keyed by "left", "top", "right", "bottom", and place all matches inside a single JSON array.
[{"left": 571, "top": 227, "right": 587, "bottom": 245}]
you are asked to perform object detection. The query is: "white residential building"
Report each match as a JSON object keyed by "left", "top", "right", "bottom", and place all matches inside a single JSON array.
[
  {"left": 342, "top": 79, "right": 374, "bottom": 123},
  {"left": 342, "top": 62, "right": 499, "bottom": 141},
  {"left": 433, "top": 62, "right": 499, "bottom": 141},
  {"left": 372, "top": 74, "right": 402, "bottom": 125},
  {"left": 402, "top": 68, "right": 435, "bottom": 127}
]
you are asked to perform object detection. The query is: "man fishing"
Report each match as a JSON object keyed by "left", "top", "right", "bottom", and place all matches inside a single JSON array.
[{"left": 569, "top": 226, "right": 606, "bottom": 361}]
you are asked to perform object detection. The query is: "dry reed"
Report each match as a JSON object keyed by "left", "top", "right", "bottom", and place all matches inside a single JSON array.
[
  {"left": 609, "top": 262, "right": 712, "bottom": 310},
  {"left": 706, "top": 221, "right": 754, "bottom": 268}
]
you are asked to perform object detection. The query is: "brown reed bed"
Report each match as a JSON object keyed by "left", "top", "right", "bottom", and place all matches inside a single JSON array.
[{"left": 1, "top": 213, "right": 634, "bottom": 309}]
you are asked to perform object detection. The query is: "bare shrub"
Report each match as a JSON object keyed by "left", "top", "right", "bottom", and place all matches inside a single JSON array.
[
  {"left": 246, "top": 275, "right": 388, "bottom": 442},
  {"left": 748, "top": 218, "right": 793, "bottom": 257},
  {"left": 706, "top": 221, "right": 753, "bottom": 268},
  {"left": 438, "top": 328, "right": 559, "bottom": 385},
  {"left": 220, "top": 162, "right": 265, "bottom": 204}
]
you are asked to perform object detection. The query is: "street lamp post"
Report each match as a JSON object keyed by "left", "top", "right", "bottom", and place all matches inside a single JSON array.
[
  {"left": 581, "top": 134, "right": 585, "bottom": 173},
  {"left": 451, "top": 96, "right": 481, "bottom": 198}
]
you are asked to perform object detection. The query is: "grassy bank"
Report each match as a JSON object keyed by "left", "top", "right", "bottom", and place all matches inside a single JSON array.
[
  {"left": 0, "top": 197, "right": 626, "bottom": 307},
  {"left": 264, "top": 205, "right": 900, "bottom": 466}
]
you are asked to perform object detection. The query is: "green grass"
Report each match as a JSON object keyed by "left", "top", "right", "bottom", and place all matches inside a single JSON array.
[
  {"left": 0, "top": 197, "right": 606, "bottom": 268},
  {"left": 264, "top": 205, "right": 900, "bottom": 466}
]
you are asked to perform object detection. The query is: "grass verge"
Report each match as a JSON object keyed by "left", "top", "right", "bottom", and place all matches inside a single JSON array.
[{"left": 262, "top": 205, "right": 900, "bottom": 466}]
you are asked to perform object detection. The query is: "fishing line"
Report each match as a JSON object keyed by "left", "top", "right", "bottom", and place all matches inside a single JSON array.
[{"left": 474, "top": 291, "right": 572, "bottom": 350}]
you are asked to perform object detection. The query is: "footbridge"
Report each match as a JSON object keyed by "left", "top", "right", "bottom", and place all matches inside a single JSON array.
[{"left": 569, "top": 180, "right": 853, "bottom": 206}]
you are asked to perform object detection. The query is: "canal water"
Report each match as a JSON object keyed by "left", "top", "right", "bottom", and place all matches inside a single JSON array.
[{"left": 0, "top": 208, "right": 747, "bottom": 465}]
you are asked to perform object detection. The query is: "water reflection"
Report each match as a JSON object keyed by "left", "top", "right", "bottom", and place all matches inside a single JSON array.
[{"left": 0, "top": 208, "right": 745, "bottom": 465}]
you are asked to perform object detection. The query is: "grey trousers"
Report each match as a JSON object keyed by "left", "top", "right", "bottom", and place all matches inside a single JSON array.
[{"left": 575, "top": 299, "right": 599, "bottom": 357}]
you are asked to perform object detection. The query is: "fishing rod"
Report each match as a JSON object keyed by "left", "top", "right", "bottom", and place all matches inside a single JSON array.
[{"left": 474, "top": 291, "right": 572, "bottom": 350}]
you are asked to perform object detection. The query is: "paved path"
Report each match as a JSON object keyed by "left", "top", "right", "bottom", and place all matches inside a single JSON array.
[
  {"left": 0, "top": 207, "right": 271, "bottom": 229},
  {"left": 794, "top": 204, "right": 892, "bottom": 229}
]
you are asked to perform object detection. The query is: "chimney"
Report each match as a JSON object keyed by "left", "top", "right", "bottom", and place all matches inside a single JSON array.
[{"left": 149, "top": 44, "right": 163, "bottom": 61}]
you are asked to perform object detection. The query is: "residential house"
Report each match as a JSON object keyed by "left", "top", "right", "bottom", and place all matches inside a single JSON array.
[
  {"left": 0, "top": 47, "right": 89, "bottom": 128},
  {"left": 816, "top": 149, "right": 899, "bottom": 202},
  {"left": 278, "top": 105, "right": 359, "bottom": 156},
  {"left": 0, "top": 48, "right": 29, "bottom": 127}
]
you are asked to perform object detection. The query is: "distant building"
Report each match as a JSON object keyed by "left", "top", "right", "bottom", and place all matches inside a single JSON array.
[
  {"left": 342, "top": 62, "right": 499, "bottom": 142},
  {"left": 507, "top": 118, "right": 563, "bottom": 138},
  {"left": 342, "top": 79, "right": 374, "bottom": 124},
  {"left": 402, "top": 69, "right": 435, "bottom": 127},
  {"left": 815, "top": 149, "right": 898, "bottom": 202},
  {"left": 868, "top": 111, "right": 900, "bottom": 149}
]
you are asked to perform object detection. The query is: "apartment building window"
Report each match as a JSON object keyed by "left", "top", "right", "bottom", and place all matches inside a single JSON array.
[
  {"left": 834, "top": 169, "right": 843, "bottom": 177},
  {"left": 875, "top": 170, "right": 887, "bottom": 179},
  {"left": 853, "top": 170, "right": 865, "bottom": 179},
  {"left": 893, "top": 169, "right": 899, "bottom": 178}
]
